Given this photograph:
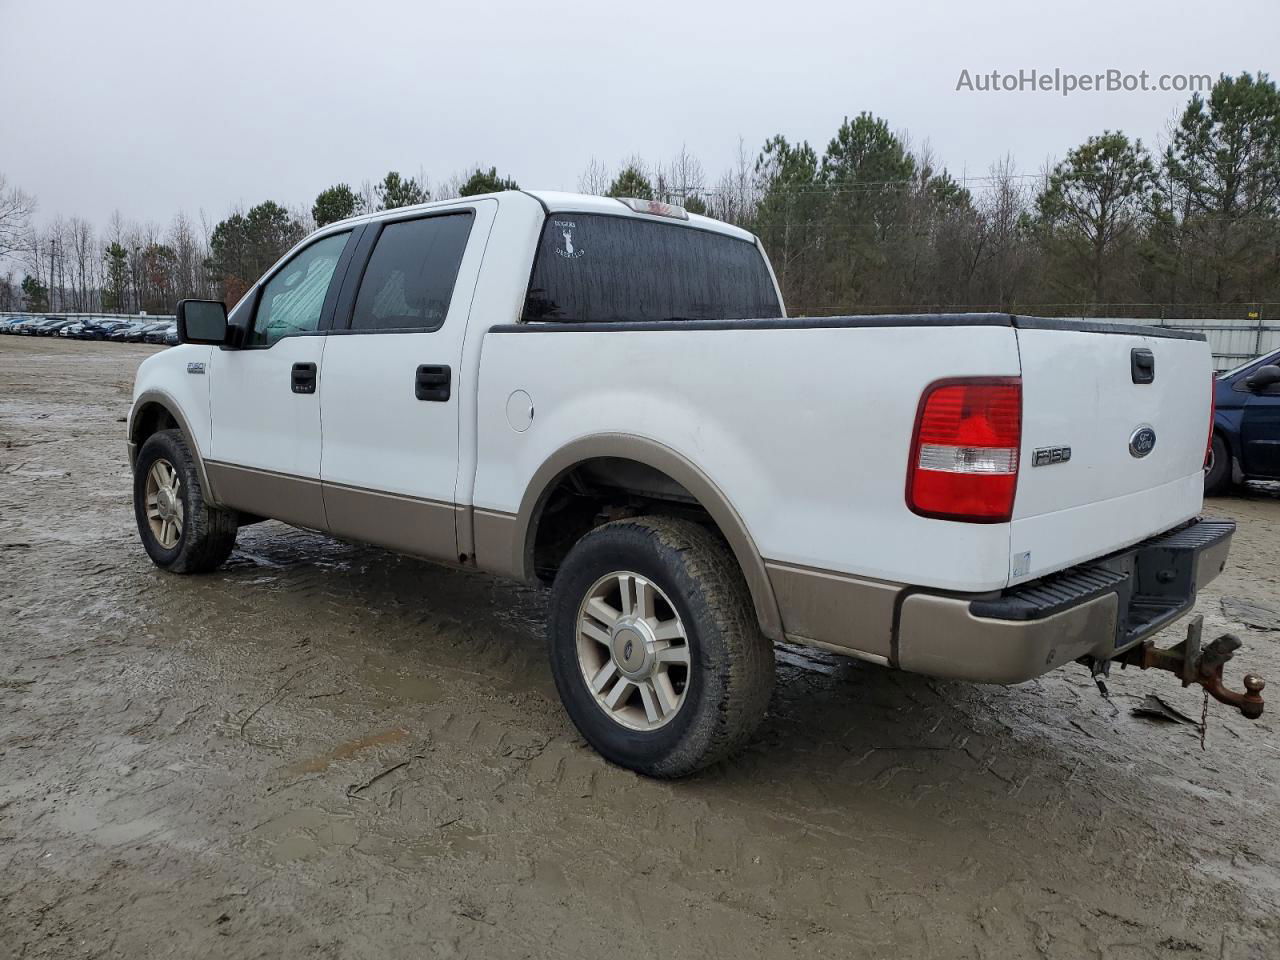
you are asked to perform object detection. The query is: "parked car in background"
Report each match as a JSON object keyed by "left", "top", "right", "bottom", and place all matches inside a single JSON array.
[
  {"left": 144, "top": 322, "right": 177, "bottom": 345},
  {"left": 12, "top": 316, "right": 47, "bottom": 334},
  {"left": 89, "top": 320, "right": 128, "bottom": 339},
  {"left": 1207, "top": 346, "right": 1280, "bottom": 493},
  {"left": 59, "top": 319, "right": 110, "bottom": 338},
  {"left": 0, "top": 316, "right": 26, "bottom": 333},
  {"left": 109, "top": 322, "right": 149, "bottom": 342},
  {"left": 68, "top": 320, "right": 102, "bottom": 339},
  {"left": 134, "top": 321, "right": 171, "bottom": 343},
  {"left": 33, "top": 318, "right": 73, "bottom": 336}
]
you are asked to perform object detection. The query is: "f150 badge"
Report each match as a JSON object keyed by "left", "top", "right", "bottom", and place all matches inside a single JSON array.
[
  {"left": 186, "top": 362, "right": 206, "bottom": 375},
  {"left": 1032, "top": 445, "right": 1071, "bottom": 467},
  {"left": 1129, "top": 425, "right": 1157, "bottom": 458}
]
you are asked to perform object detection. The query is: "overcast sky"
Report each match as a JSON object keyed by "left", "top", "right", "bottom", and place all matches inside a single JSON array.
[{"left": 2, "top": 0, "right": 1276, "bottom": 233}]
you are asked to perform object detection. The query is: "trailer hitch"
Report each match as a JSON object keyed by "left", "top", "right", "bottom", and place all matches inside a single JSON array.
[{"left": 1118, "top": 615, "right": 1265, "bottom": 719}]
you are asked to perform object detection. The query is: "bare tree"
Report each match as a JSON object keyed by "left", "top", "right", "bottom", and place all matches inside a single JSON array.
[
  {"left": 434, "top": 171, "right": 465, "bottom": 201},
  {"left": 654, "top": 145, "right": 707, "bottom": 206},
  {"left": 0, "top": 173, "right": 36, "bottom": 263},
  {"left": 0, "top": 271, "right": 15, "bottom": 311},
  {"left": 711, "top": 137, "right": 758, "bottom": 225},
  {"left": 358, "top": 180, "right": 378, "bottom": 215},
  {"left": 577, "top": 157, "right": 612, "bottom": 196},
  {"left": 68, "top": 217, "right": 96, "bottom": 311}
]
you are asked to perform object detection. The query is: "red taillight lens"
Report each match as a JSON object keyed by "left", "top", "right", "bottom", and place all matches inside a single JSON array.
[{"left": 907, "top": 378, "right": 1022, "bottom": 523}]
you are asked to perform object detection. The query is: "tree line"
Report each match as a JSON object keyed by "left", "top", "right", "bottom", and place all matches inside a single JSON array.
[{"left": 2, "top": 71, "right": 1277, "bottom": 320}]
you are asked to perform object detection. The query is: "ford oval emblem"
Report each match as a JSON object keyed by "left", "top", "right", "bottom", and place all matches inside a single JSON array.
[{"left": 1129, "top": 425, "right": 1157, "bottom": 458}]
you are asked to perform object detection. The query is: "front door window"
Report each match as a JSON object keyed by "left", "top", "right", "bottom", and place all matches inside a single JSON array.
[{"left": 249, "top": 232, "right": 349, "bottom": 347}]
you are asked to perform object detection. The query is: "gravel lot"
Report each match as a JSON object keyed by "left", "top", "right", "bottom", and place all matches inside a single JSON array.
[{"left": 1, "top": 337, "right": 1278, "bottom": 959}]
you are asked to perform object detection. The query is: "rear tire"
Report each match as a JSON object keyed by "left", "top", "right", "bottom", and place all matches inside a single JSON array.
[
  {"left": 547, "top": 516, "right": 774, "bottom": 778},
  {"left": 1204, "top": 433, "right": 1232, "bottom": 496},
  {"left": 133, "top": 429, "right": 238, "bottom": 573}
]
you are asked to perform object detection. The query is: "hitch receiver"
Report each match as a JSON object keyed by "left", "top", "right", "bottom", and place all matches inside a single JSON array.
[{"left": 1119, "top": 615, "right": 1265, "bottom": 719}]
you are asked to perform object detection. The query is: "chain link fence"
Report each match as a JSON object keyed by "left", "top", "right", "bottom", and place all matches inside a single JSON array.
[
  {"left": 785, "top": 302, "right": 1280, "bottom": 370},
  {"left": 0, "top": 310, "right": 175, "bottom": 323},
  {"left": 3, "top": 307, "right": 1275, "bottom": 370}
]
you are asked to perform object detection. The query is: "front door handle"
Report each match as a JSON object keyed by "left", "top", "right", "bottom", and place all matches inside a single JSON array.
[
  {"left": 415, "top": 364, "right": 451, "bottom": 402},
  {"left": 291, "top": 362, "right": 317, "bottom": 394}
]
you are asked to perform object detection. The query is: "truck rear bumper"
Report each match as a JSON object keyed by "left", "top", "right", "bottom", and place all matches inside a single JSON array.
[{"left": 896, "top": 518, "right": 1234, "bottom": 684}]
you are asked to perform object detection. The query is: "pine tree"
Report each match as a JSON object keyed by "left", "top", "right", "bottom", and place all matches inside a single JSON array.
[
  {"left": 21, "top": 274, "right": 49, "bottom": 312},
  {"left": 607, "top": 165, "right": 654, "bottom": 200},
  {"left": 1035, "top": 132, "right": 1156, "bottom": 308},
  {"left": 312, "top": 184, "right": 362, "bottom": 227},
  {"left": 102, "top": 242, "right": 129, "bottom": 311},
  {"left": 375, "top": 171, "right": 428, "bottom": 210},
  {"left": 458, "top": 167, "right": 520, "bottom": 196}
]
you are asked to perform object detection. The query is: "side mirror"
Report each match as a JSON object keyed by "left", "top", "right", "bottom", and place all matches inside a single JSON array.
[
  {"left": 176, "top": 299, "right": 229, "bottom": 345},
  {"left": 1245, "top": 364, "right": 1280, "bottom": 391}
]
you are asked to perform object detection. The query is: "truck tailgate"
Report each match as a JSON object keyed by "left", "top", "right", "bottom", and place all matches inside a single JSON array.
[{"left": 1011, "top": 324, "right": 1211, "bottom": 584}]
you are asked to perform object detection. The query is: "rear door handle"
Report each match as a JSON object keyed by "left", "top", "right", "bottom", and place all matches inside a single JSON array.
[
  {"left": 415, "top": 364, "right": 451, "bottom": 402},
  {"left": 291, "top": 362, "right": 318, "bottom": 394}
]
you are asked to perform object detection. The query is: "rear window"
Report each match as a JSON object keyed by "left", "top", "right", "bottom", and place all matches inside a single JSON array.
[{"left": 522, "top": 214, "right": 780, "bottom": 324}]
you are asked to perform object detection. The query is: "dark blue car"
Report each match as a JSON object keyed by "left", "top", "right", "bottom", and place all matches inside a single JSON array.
[{"left": 1207, "top": 346, "right": 1280, "bottom": 494}]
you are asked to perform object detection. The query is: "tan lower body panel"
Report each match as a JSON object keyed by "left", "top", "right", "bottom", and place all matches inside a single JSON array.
[
  {"left": 205, "top": 461, "right": 327, "bottom": 531},
  {"left": 323, "top": 483, "right": 458, "bottom": 563},
  {"left": 204, "top": 461, "right": 459, "bottom": 561},
  {"left": 765, "top": 560, "right": 902, "bottom": 662},
  {"left": 896, "top": 591, "right": 1120, "bottom": 684},
  {"left": 472, "top": 508, "right": 519, "bottom": 577}
]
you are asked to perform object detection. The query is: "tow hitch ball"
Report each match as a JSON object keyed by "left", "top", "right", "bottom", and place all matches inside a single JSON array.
[{"left": 1118, "top": 615, "right": 1266, "bottom": 719}]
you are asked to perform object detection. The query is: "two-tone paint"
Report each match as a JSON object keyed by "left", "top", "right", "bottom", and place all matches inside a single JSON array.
[{"left": 130, "top": 190, "right": 1224, "bottom": 682}]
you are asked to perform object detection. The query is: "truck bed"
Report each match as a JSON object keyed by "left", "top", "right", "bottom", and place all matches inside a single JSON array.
[{"left": 471, "top": 313, "right": 1210, "bottom": 598}]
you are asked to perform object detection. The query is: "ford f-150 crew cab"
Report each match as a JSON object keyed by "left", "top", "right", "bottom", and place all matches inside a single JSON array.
[{"left": 128, "top": 190, "right": 1265, "bottom": 777}]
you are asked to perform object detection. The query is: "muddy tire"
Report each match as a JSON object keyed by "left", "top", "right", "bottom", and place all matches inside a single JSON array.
[
  {"left": 133, "top": 429, "right": 237, "bottom": 573},
  {"left": 1204, "top": 432, "right": 1231, "bottom": 496},
  {"left": 547, "top": 516, "right": 774, "bottom": 778}
]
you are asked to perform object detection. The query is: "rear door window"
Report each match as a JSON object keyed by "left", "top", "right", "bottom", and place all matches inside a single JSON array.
[
  {"left": 522, "top": 214, "right": 780, "bottom": 323},
  {"left": 350, "top": 213, "right": 474, "bottom": 332}
]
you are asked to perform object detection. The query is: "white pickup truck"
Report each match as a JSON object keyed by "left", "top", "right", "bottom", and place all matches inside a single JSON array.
[{"left": 128, "top": 190, "right": 1264, "bottom": 776}]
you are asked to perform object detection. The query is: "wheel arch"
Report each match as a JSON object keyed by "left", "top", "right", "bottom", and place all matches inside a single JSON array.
[
  {"left": 128, "top": 390, "right": 219, "bottom": 505},
  {"left": 511, "top": 434, "right": 784, "bottom": 641}
]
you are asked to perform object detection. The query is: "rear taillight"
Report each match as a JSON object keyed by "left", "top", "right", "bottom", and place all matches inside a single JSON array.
[
  {"left": 907, "top": 378, "right": 1022, "bottom": 523},
  {"left": 1206, "top": 372, "right": 1216, "bottom": 467}
]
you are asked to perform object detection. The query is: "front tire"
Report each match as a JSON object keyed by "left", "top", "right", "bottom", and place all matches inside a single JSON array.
[
  {"left": 547, "top": 516, "right": 774, "bottom": 777},
  {"left": 1204, "top": 433, "right": 1232, "bottom": 496},
  {"left": 133, "top": 429, "right": 237, "bottom": 573}
]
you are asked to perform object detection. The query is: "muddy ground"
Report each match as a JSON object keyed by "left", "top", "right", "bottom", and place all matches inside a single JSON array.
[{"left": 0, "top": 336, "right": 1278, "bottom": 959}]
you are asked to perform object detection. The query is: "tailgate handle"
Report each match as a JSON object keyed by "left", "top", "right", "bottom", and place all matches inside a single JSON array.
[{"left": 1131, "top": 348, "right": 1155, "bottom": 384}]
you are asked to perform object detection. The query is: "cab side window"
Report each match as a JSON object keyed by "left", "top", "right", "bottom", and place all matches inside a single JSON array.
[
  {"left": 350, "top": 213, "right": 473, "bottom": 332},
  {"left": 248, "top": 232, "right": 350, "bottom": 347}
]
